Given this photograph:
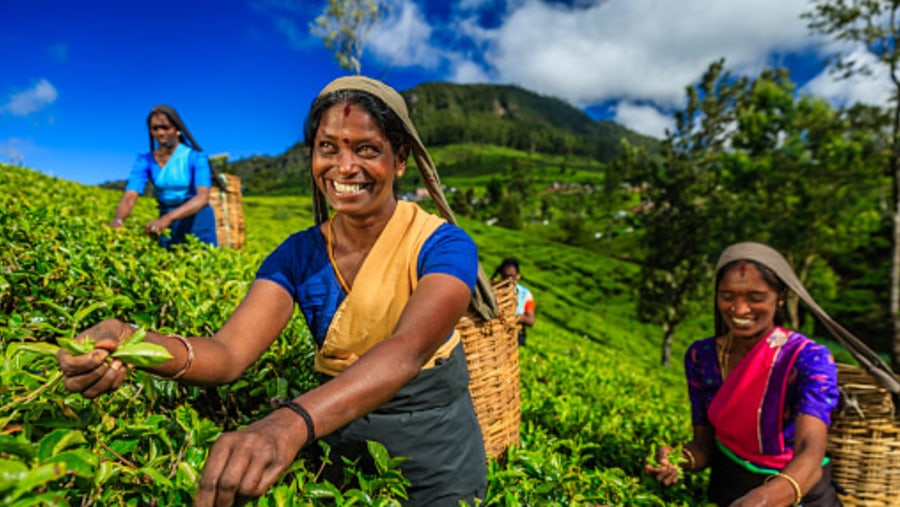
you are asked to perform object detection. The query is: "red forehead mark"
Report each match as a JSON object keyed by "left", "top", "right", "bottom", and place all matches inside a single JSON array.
[
  {"left": 342, "top": 138, "right": 350, "bottom": 145},
  {"left": 343, "top": 104, "right": 352, "bottom": 116},
  {"left": 738, "top": 262, "right": 747, "bottom": 277}
]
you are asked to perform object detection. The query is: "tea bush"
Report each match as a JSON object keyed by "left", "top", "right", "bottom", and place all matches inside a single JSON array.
[{"left": 1, "top": 164, "right": 708, "bottom": 505}]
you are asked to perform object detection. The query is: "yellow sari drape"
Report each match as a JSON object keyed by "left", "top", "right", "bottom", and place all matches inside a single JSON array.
[{"left": 315, "top": 201, "right": 461, "bottom": 376}]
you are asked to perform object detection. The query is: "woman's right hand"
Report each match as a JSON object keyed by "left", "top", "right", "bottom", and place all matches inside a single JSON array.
[
  {"left": 56, "top": 318, "right": 132, "bottom": 398},
  {"left": 644, "top": 445, "right": 681, "bottom": 486}
]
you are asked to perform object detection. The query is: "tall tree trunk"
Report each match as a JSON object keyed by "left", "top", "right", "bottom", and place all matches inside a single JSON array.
[
  {"left": 891, "top": 61, "right": 900, "bottom": 367},
  {"left": 661, "top": 321, "right": 675, "bottom": 366}
]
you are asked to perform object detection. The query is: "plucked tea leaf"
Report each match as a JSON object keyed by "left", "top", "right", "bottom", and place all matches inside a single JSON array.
[
  {"left": 57, "top": 337, "right": 95, "bottom": 356},
  {"left": 112, "top": 342, "right": 173, "bottom": 367}
]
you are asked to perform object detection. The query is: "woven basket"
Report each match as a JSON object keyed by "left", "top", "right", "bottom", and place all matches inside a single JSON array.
[
  {"left": 457, "top": 278, "right": 521, "bottom": 459},
  {"left": 828, "top": 364, "right": 900, "bottom": 505},
  {"left": 209, "top": 173, "right": 245, "bottom": 250}
]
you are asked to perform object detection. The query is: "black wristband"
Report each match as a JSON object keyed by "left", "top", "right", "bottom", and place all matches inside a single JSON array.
[{"left": 269, "top": 397, "right": 316, "bottom": 446}]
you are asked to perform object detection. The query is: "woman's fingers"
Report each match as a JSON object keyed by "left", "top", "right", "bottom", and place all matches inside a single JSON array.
[
  {"left": 195, "top": 414, "right": 303, "bottom": 507},
  {"left": 60, "top": 354, "right": 127, "bottom": 398},
  {"left": 196, "top": 433, "right": 275, "bottom": 507},
  {"left": 57, "top": 348, "right": 109, "bottom": 377}
]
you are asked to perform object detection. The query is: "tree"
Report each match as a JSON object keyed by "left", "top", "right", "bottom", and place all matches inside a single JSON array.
[
  {"left": 719, "top": 68, "right": 884, "bottom": 330},
  {"left": 310, "top": 0, "right": 383, "bottom": 75},
  {"left": 631, "top": 60, "right": 743, "bottom": 366},
  {"left": 627, "top": 59, "right": 885, "bottom": 365},
  {"left": 804, "top": 0, "right": 900, "bottom": 364}
]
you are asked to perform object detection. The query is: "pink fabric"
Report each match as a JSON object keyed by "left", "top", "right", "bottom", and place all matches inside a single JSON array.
[{"left": 707, "top": 327, "right": 808, "bottom": 469}]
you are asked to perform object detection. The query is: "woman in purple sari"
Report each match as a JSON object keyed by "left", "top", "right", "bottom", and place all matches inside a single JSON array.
[{"left": 646, "top": 242, "right": 842, "bottom": 506}]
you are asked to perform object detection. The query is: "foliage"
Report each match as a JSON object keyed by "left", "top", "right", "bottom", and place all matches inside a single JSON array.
[
  {"left": 804, "top": 0, "right": 900, "bottom": 365},
  {"left": 310, "top": 0, "right": 383, "bottom": 75},
  {"left": 624, "top": 59, "right": 887, "bottom": 365},
  {"left": 3, "top": 163, "right": 716, "bottom": 505}
]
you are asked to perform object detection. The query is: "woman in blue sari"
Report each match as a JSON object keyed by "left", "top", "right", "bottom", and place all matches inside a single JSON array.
[{"left": 108, "top": 104, "right": 217, "bottom": 249}]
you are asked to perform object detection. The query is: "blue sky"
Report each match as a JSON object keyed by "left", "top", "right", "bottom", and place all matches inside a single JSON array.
[{"left": 2, "top": 0, "right": 890, "bottom": 185}]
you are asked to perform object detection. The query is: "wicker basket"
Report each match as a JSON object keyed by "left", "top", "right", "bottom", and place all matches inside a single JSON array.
[
  {"left": 209, "top": 173, "right": 245, "bottom": 250},
  {"left": 828, "top": 364, "right": 900, "bottom": 505},
  {"left": 457, "top": 278, "right": 521, "bottom": 459}
]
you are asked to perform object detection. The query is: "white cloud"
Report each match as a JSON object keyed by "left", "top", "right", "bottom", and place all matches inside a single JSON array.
[
  {"left": 801, "top": 45, "right": 893, "bottom": 108},
  {"left": 613, "top": 102, "right": 673, "bottom": 139},
  {"left": 447, "top": 56, "right": 491, "bottom": 83},
  {"left": 1, "top": 79, "right": 59, "bottom": 116},
  {"left": 368, "top": 1, "right": 441, "bottom": 69},
  {"left": 364, "top": 0, "right": 872, "bottom": 130},
  {"left": 477, "top": 0, "right": 815, "bottom": 107}
]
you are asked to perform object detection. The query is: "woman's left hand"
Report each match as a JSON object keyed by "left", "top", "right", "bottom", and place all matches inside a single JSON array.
[
  {"left": 145, "top": 217, "right": 169, "bottom": 235},
  {"left": 644, "top": 445, "right": 681, "bottom": 485},
  {"left": 195, "top": 409, "right": 308, "bottom": 507}
]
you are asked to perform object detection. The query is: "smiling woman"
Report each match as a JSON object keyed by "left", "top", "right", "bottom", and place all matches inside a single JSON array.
[
  {"left": 646, "top": 242, "right": 844, "bottom": 506},
  {"left": 56, "top": 76, "right": 498, "bottom": 507},
  {"left": 107, "top": 104, "right": 218, "bottom": 250}
]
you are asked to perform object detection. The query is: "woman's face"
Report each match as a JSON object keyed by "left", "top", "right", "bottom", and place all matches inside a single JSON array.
[
  {"left": 311, "top": 102, "right": 406, "bottom": 219},
  {"left": 149, "top": 112, "right": 178, "bottom": 149},
  {"left": 501, "top": 266, "right": 520, "bottom": 281},
  {"left": 716, "top": 261, "right": 779, "bottom": 341}
]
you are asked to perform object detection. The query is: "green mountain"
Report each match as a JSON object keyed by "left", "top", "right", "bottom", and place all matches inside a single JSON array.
[{"left": 228, "top": 81, "right": 658, "bottom": 195}]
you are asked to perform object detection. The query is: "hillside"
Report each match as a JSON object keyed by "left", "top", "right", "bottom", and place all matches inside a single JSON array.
[
  {"left": 2, "top": 164, "right": 709, "bottom": 505},
  {"left": 227, "top": 81, "right": 658, "bottom": 196}
]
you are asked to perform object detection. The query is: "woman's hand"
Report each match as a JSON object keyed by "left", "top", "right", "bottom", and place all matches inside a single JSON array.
[
  {"left": 56, "top": 318, "right": 132, "bottom": 398},
  {"left": 145, "top": 217, "right": 170, "bottom": 235},
  {"left": 195, "top": 409, "right": 308, "bottom": 507},
  {"left": 644, "top": 445, "right": 681, "bottom": 486}
]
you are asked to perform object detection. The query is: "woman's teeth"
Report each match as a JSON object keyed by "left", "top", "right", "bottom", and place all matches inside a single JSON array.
[
  {"left": 732, "top": 317, "right": 753, "bottom": 327},
  {"left": 333, "top": 181, "right": 363, "bottom": 194}
]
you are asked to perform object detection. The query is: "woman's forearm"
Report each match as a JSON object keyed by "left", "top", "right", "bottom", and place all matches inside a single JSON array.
[
  {"left": 160, "top": 188, "right": 211, "bottom": 224},
  {"left": 112, "top": 191, "right": 139, "bottom": 223}
]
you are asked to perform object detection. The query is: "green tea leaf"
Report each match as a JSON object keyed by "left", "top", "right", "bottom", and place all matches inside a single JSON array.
[
  {"left": 112, "top": 342, "right": 173, "bottom": 367},
  {"left": 0, "top": 458, "right": 28, "bottom": 494},
  {"left": 120, "top": 326, "right": 147, "bottom": 349},
  {"left": 57, "top": 337, "right": 95, "bottom": 356},
  {"left": 6, "top": 342, "right": 60, "bottom": 358}
]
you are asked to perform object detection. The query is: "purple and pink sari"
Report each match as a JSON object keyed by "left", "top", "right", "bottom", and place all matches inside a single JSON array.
[{"left": 686, "top": 326, "right": 839, "bottom": 471}]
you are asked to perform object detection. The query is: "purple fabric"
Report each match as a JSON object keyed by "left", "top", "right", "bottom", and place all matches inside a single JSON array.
[{"left": 685, "top": 332, "right": 839, "bottom": 452}]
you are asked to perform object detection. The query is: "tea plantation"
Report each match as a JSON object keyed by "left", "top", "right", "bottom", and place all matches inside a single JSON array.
[{"left": 1, "top": 164, "right": 712, "bottom": 505}]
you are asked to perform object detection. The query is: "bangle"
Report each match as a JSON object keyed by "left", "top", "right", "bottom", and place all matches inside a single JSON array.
[
  {"left": 153, "top": 334, "right": 194, "bottom": 380},
  {"left": 270, "top": 397, "right": 316, "bottom": 446},
  {"left": 681, "top": 447, "right": 696, "bottom": 471},
  {"left": 765, "top": 472, "right": 803, "bottom": 506},
  {"left": 111, "top": 217, "right": 124, "bottom": 226}
]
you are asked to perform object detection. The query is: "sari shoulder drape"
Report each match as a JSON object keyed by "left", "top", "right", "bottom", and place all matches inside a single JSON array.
[
  {"left": 707, "top": 327, "right": 811, "bottom": 469},
  {"left": 315, "top": 201, "right": 461, "bottom": 376}
]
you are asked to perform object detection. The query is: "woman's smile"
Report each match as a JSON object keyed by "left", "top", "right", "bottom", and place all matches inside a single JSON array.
[{"left": 312, "top": 102, "right": 405, "bottom": 218}]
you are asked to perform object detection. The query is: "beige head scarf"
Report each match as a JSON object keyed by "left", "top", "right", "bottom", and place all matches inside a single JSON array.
[
  {"left": 717, "top": 242, "right": 900, "bottom": 393},
  {"left": 311, "top": 75, "right": 498, "bottom": 321}
]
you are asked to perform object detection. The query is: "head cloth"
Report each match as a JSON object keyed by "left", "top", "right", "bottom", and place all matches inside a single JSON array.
[
  {"left": 717, "top": 241, "right": 900, "bottom": 392},
  {"left": 312, "top": 76, "right": 499, "bottom": 321}
]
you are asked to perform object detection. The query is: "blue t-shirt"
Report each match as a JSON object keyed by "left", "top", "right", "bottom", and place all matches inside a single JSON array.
[
  {"left": 256, "top": 221, "right": 478, "bottom": 346},
  {"left": 125, "top": 144, "right": 212, "bottom": 207}
]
